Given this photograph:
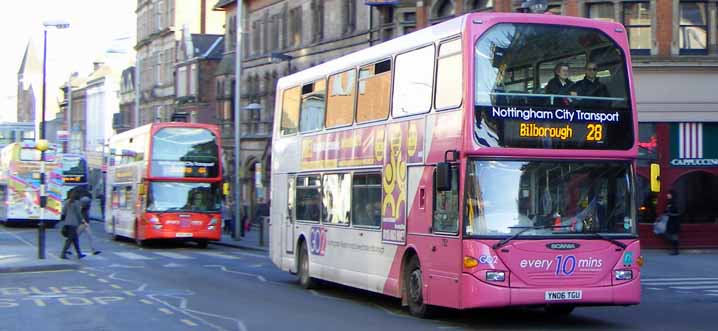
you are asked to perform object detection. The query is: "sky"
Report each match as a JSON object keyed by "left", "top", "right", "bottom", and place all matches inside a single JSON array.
[{"left": 0, "top": 0, "right": 136, "bottom": 122}]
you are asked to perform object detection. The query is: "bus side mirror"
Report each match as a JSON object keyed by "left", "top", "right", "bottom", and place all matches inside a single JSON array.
[
  {"left": 650, "top": 163, "right": 660, "bottom": 193},
  {"left": 223, "top": 182, "right": 230, "bottom": 196},
  {"left": 436, "top": 162, "right": 452, "bottom": 192}
]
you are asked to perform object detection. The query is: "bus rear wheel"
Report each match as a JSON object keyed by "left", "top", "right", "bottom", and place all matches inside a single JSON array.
[
  {"left": 405, "top": 256, "right": 435, "bottom": 318},
  {"left": 297, "top": 243, "right": 317, "bottom": 289}
]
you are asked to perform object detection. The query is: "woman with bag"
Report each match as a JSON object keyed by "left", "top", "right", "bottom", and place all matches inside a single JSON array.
[
  {"left": 60, "top": 190, "right": 86, "bottom": 259},
  {"left": 664, "top": 190, "right": 681, "bottom": 255}
]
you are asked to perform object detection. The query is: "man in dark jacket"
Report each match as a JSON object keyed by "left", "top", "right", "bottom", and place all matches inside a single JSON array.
[{"left": 571, "top": 62, "right": 609, "bottom": 108}]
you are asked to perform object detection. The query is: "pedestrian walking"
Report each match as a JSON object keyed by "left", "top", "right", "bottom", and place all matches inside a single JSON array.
[
  {"left": 664, "top": 190, "right": 681, "bottom": 255},
  {"left": 60, "top": 190, "right": 86, "bottom": 259},
  {"left": 77, "top": 193, "right": 101, "bottom": 255}
]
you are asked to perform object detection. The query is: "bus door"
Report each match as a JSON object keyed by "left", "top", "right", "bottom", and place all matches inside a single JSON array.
[
  {"left": 283, "top": 175, "right": 296, "bottom": 257},
  {"left": 426, "top": 164, "right": 461, "bottom": 308}
]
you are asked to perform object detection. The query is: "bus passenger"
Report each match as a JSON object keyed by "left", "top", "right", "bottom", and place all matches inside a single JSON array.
[
  {"left": 544, "top": 63, "right": 575, "bottom": 97},
  {"left": 572, "top": 62, "right": 608, "bottom": 107}
]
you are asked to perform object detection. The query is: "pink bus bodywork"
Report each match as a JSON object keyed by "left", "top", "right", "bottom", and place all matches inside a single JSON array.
[
  {"left": 270, "top": 12, "right": 641, "bottom": 314},
  {"left": 381, "top": 13, "right": 641, "bottom": 310}
]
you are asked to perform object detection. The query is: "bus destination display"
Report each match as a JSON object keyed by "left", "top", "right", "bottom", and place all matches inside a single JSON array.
[{"left": 476, "top": 106, "right": 633, "bottom": 150}]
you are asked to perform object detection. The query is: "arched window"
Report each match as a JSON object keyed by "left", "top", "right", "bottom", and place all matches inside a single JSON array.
[
  {"left": 435, "top": 0, "right": 455, "bottom": 19},
  {"left": 466, "top": 0, "right": 493, "bottom": 12},
  {"left": 671, "top": 171, "right": 718, "bottom": 224}
]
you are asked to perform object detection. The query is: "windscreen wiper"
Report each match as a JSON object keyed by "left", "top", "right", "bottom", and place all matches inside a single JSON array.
[
  {"left": 493, "top": 224, "right": 571, "bottom": 250},
  {"left": 585, "top": 232, "right": 627, "bottom": 249}
]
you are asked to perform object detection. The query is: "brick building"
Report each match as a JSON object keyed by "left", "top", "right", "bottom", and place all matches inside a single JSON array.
[
  {"left": 135, "top": 0, "right": 224, "bottom": 125},
  {"left": 115, "top": 67, "right": 137, "bottom": 134},
  {"left": 174, "top": 32, "right": 224, "bottom": 124}
]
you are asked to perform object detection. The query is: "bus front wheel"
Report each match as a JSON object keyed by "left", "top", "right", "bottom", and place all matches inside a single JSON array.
[
  {"left": 405, "top": 256, "right": 435, "bottom": 318},
  {"left": 297, "top": 243, "right": 317, "bottom": 289}
]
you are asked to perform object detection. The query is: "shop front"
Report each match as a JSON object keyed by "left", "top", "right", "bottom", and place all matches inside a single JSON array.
[{"left": 637, "top": 122, "right": 718, "bottom": 248}]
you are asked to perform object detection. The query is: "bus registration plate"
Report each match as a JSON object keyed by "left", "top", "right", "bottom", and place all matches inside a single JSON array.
[
  {"left": 545, "top": 290, "right": 582, "bottom": 301},
  {"left": 176, "top": 232, "right": 193, "bottom": 238}
]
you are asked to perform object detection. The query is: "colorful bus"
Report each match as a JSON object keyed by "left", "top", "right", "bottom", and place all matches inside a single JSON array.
[
  {"left": 269, "top": 13, "right": 642, "bottom": 317},
  {"left": 104, "top": 123, "right": 223, "bottom": 247},
  {"left": 0, "top": 142, "right": 63, "bottom": 226},
  {"left": 58, "top": 154, "right": 90, "bottom": 200}
]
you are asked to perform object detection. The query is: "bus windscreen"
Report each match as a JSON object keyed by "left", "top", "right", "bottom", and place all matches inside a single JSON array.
[
  {"left": 146, "top": 182, "right": 221, "bottom": 213},
  {"left": 464, "top": 160, "right": 635, "bottom": 237},
  {"left": 474, "top": 23, "right": 633, "bottom": 150},
  {"left": 62, "top": 156, "right": 87, "bottom": 183},
  {"left": 150, "top": 127, "right": 219, "bottom": 178}
]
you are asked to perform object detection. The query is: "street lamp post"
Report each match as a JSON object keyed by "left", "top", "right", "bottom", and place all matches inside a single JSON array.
[
  {"left": 38, "top": 20, "right": 69, "bottom": 259},
  {"left": 234, "top": 0, "right": 245, "bottom": 240}
]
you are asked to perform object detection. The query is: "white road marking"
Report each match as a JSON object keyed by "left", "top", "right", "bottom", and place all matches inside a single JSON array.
[
  {"left": 643, "top": 281, "right": 718, "bottom": 286},
  {"left": 195, "top": 251, "right": 242, "bottom": 260},
  {"left": 642, "top": 277, "right": 718, "bottom": 282},
  {"left": 204, "top": 265, "right": 268, "bottom": 283},
  {"left": 670, "top": 285, "right": 718, "bottom": 290},
  {"left": 181, "top": 319, "right": 198, "bottom": 327},
  {"left": 154, "top": 252, "right": 194, "bottom": 260},
  {"left": 113, "top": 252, "right": 153, "bottom": 260}
]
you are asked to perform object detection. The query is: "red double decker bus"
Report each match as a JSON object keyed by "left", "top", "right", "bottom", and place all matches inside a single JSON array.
[{"left": 104, "top": 122, "right": 223, "bottom": 247}]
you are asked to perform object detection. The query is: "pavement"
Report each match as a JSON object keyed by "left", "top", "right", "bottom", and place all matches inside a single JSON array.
[
  {"left": 0, "top": 226, "right": 79, "bottom": 273},
  {"left": 211, "top": 221, "right": 269, "bottom": 252}
]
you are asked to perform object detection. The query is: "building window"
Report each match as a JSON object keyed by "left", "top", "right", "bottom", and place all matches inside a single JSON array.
[
  {"left": 435, "top": 0, "right": 454, "bottom": 20},
  {"left": 547, "top": 3, "right": 561, "bottom": 15},
  {"left": 227, "top": 15, "right": 236, "bottom": 51},
  {"left": 177, "top": 66, "right": 187, "bottom": 97},
  {"left": 623, "top": 2, "right": 652, "bottom": 55},
  {"left": 356, "top": 60, "right": 391, "bottom": 123},
  {"left": 587, "top": 2, "right": 615, "bottom": 22},
  {"left": 289, "top": 6, "right": 302, "bottom": 48},
  {"left": 299, "top": 80, "right": 326, "bottom": 132},
  {"left": 638, "top": 123, "right": 657, "bottom": 167},
  {"left": 343, "top": 0, "right": 356, "bottom": 34},
  {"left": 466, "top": 0, "right": 493, "bottom": 12},
  {"left": 401, "top": 11, "right": 416, "bottom": 35},
  {"left": 679, "top": 1, "right": 708, "bottom": 55},
  {"left": 326, "top": 69, "right": 356, "bottom": 128},
  {"left": 270, "top": 15, "right": 280, "bottom": 51},
  {"left": 189, "top": 63, "right": 198, "bottom": 96},
  {"left": 311, "top": 0, "right": 324, "bottom": 43},
  {"left": 252, "top": 20, "right": 261, "bottom": 55}
]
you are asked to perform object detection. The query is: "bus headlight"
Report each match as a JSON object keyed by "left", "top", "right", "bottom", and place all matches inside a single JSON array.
[
  {"left": 149, "top": 216, "right": 160, "bottom": 224},
  {"left": 615, "top": 270, "right": 633, "bottom": 280},
  {"left": 152, "top": 225, "right": 162, "bottom": 230},
  {"left": 209, "top": 217, "right": 218, "bottom": 226},
  {"left": 486, "top": 271, "right": 505, "bottom": 282}
]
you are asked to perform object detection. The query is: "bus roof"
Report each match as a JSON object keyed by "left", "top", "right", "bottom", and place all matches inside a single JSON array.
[
  {"left": 109, "top": 122, "right": 220, "bottom": 144},
  {"left": 276, "top": 12, "right": 627, "bottom": 91}
]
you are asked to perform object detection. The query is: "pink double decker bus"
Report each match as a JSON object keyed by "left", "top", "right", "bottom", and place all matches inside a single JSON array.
[{"left": 270, "top": 12, "right": 641, "bottom": 317}]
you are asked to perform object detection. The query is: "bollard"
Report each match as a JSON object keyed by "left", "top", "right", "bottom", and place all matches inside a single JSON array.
[{"left": 38, "top": 222, "right": 46, "bottom": 259}]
